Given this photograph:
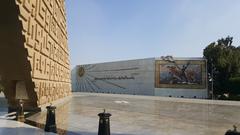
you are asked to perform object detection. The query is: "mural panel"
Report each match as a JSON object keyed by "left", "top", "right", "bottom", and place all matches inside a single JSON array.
[{"left": 155, "top": 60, "right": 206, "bottom": 89}]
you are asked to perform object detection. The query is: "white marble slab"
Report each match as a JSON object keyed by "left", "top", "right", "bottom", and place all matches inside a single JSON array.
[{"left": 0, "top": 119, "right": 55, "bottom": 135}]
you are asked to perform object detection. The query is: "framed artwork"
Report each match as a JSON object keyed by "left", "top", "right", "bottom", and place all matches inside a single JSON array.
[{"left": 155, "top": 60, "right": 207, "bottom": 89}]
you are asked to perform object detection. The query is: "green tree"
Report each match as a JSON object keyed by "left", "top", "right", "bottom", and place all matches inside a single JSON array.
[
  {"left": 203, "top": 36, "right": 240, "bottom": 98},
  {"left": 228, "top": 77, "right": 240, "bottom": 95}
]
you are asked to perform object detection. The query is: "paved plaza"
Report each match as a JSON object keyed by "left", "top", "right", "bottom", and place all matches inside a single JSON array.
[
  {"left": 0, "top": 119, "right": 55, "bottom": 135},
  {"left": 27, "top": 92, "right": 240, "bottom": 135},
  {"left": 0, "top": 93, "right": 55, "bottom": 135}
]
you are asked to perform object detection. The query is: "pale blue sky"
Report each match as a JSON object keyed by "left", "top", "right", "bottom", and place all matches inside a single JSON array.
[{"left": 66, "top": 0, "right": 240, "bottom": 67}]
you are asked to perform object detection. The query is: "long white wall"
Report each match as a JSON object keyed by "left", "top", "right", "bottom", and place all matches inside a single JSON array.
[
  {"left": 71, "top": 57, "right": 208, "bottom": 99},
  {"left": 71, "top": 58, "right": 155, "bottom": 95}
]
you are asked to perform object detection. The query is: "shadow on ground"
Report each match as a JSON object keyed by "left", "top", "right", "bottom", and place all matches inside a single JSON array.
[{"left": 0, "top": 127, "right": 55, "bottom": 135}]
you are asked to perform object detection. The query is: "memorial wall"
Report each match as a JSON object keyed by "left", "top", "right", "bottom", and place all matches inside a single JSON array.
[
  {"left": 72, "top": 57, "right": 208, "bottom": 98},
  {"left": 72, "top": 58, "right": 155, "bottom": 95}
]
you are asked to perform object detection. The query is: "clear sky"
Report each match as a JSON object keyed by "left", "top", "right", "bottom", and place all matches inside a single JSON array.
[{"left": 66, "top": 0, "right": 240, "bottom": 67}]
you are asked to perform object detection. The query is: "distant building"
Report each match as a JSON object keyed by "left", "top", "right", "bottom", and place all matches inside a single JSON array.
[{"left": 71, "top": 57, "right": 208, "bottom": 99}]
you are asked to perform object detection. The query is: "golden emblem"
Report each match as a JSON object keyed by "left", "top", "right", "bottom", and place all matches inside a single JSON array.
[{"left": 78, "top": 67, "right": 85, "bottom": 77}]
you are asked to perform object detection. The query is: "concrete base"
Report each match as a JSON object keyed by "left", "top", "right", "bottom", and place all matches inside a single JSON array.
[{"left": 155, "top": 88, "right": 208, "bottom": 98}]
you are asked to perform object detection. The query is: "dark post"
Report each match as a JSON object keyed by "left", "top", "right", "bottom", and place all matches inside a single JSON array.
[
  {"left": 45, "top": 105, "right": 57, "bottom": 133},
  {"left": 15, "top": 80, "right": 28, "bottom": 122},
  {"left": 98, "top": 109, "right": 111, "bottom": 135},
  {"left": 211, "top": 58, "right": 214, "bottom": 100},
  {"left": 17, "top": 99, "right": 25, "bottom": 122},
  {"left": 225, "top": 125, "right": 240, "bottom": 135}
]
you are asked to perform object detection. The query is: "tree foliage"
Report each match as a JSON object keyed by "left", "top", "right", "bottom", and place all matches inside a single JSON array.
[
  {"left": 228, "top": 77, "right": 240, "bottom": 95},
  {"left": 203, "top": 36, "right": 240, "bottom": 96}
]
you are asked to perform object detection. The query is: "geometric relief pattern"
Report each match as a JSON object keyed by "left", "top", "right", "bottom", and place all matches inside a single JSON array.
[{"left": 16, "top": 0, "right": 71, "bottom": 106}]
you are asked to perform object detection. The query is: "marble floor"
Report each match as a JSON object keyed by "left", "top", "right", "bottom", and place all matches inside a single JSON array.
[
  {"left": 0, "top": 93, "right": 8, "bottom": 117},
  {"left": 27, "top": 92, "right": 240, "bottom": 135},
  {"left": 0, "top": 119, "right": 55, "bottom": 135},
  {"left": 0, "top": 93, "right": 55, "bottom": 135}
]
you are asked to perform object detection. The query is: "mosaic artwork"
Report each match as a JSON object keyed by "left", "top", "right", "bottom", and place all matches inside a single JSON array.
[
  {"left": 155, "top": 60, "right": 206, "bottom": 89},
  {"left": 159, "top": 64, "right": 202, "bottom": 85}
]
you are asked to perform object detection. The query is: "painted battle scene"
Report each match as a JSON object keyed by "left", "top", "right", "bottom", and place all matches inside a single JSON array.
[{"left": 159, "top": 63, "right": 202, "bottom": 85}]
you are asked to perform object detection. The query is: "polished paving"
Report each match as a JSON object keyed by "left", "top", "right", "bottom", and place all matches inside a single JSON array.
[
  {"left": 0, "top": 92, "right": 54, "bottom": 135},
  {"left": 27, "top": 93, "right": 240, "bottom": 135},
  {"left": 0, "top": 93, "right": 8, "bottom": 117},
  {"left": 0, "top": 119, "right": 55, "bottom": 135}
]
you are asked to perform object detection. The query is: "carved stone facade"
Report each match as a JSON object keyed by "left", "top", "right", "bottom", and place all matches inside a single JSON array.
[
  {"left": 16, "top": 0, "right": 71, "bottom": 106},
  {"left": 0, "top": 0, "right": 71, "bottom": 109}
]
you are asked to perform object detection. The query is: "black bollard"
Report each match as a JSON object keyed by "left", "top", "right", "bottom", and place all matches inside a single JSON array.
[
  {"left": 45, "top": 105, "right": 57, "bottom": 133},
  {"left": 98, "top": 109, "right": 112, "bottom": 135},
  {"left": 225, "top": 125, "right": 240, "bottom": 135}
]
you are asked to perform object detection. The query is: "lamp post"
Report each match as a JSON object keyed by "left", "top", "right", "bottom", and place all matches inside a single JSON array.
[
  {"left": 17, "top": 99, "right": 25, "bottom": 122},
  {"left": 210, "top": 58, "right": 214, "bottom": 100},
  {"left": 15, "top": 81, "right": 28, "bottom": 122}
]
